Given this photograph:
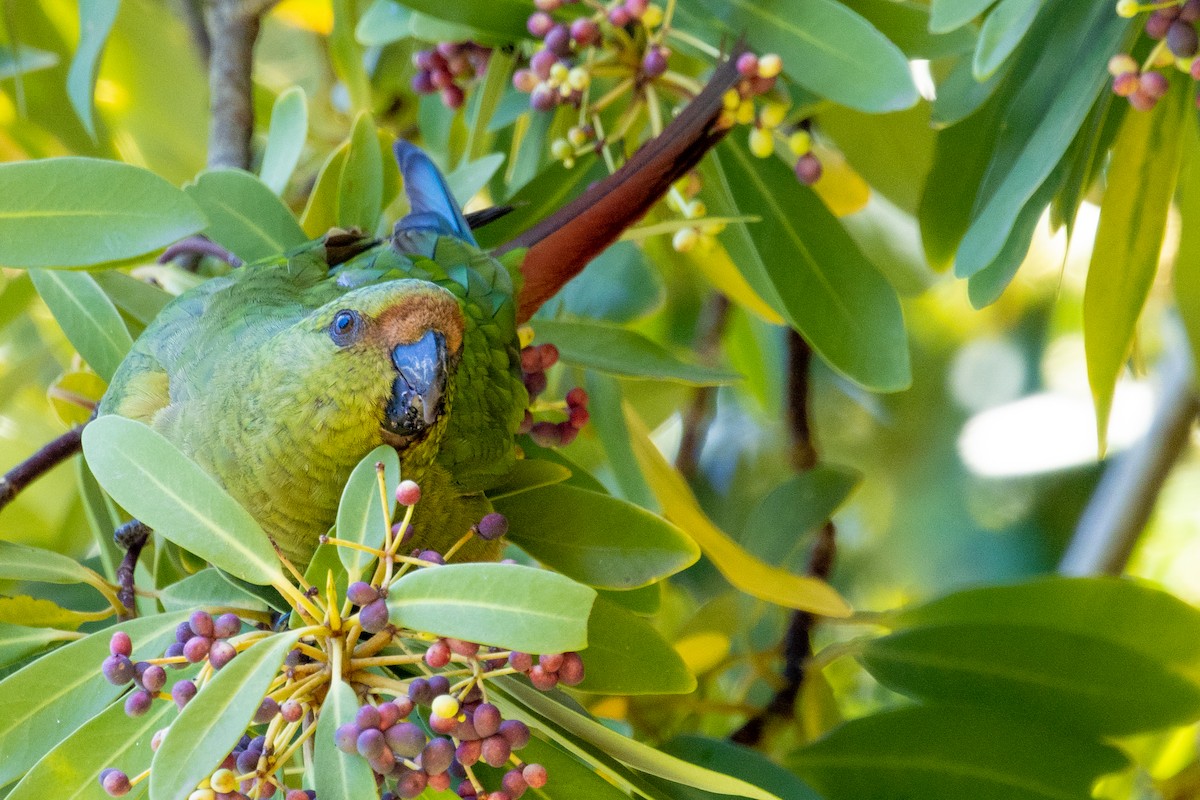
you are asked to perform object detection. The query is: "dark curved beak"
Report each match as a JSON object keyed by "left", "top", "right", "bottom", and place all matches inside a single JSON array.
[{"left": 385, "top": 330, "right": 447, "bottom": 437}]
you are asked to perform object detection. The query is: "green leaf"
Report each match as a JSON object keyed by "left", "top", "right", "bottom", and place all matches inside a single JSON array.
[
  {"left": 447, "top": 153, "right": 505, "bottom": 206},
  {"left": 338, "top": 112, "right": 385, "bottom": 233},
  {"left": 658, "top": 736, "right": 822, "bottom": 800},
  {"left": 8, "top": 674, "right": 181, "bottom": 800},
  {"left": 386, "top": 563, "right": 596, "bottom": 653},
  {"left": 464, "top": 46, "right": 515, "bottom": 160},
  {"left": 575, "top": 597, "right": 694, "bottom": 695},
  {"left": 0, "top": 158, "right": 206, "bottom": 268},
  {"left": 355, "top": 0, "right": 414, "bottom": 45},
  {"left": 159, "top": 568, "right": 270, "bottom": 614},
  {"left": 1085, "top": 79, "right": 1187, "bottom": 451},
  {"left": 740, "top": 467, "right": 859, "bottom": 573},
  {"left": 502, "top": 680, "right": 782, "bottom": 800},
  {"left": 819, "top": 102, "right": 936, "bottom": 215},
  {"left": 890, "top": 576, "right": 1200, "bottom": 679},
  {"left": 554, "top": 240, "right": 665, "bottom": 324},
  {"left": 0, "top": 596, "right": 106, "bottom": 633},
  {"left": 841, "top": 0, "right": 976, "bottom": 59},
  {"left": 29, "top": 268, "right": 132, "bottom": 381},
  {"left": 473, "top": 156, "right": 603, "bottom": 249},
  {"left": 930, "top": 0, "right": 998, "bottom": 32},
  {"left": 150, "top": 631, "right": 300, "bottom": 800},
  {"left": 259, "top": 87, "right": 308, "bottom": 195},
  {"left": 66, "top": 0, "right": 120, "bottom": 138},
  {"left": 0, "top": 611, "right": 187, "bottom": 787},
  {"left": 973, "top": 0, "right": 1042, "bottom": 80},
  {"left": 694, "top": 0, "right": 917, "bottom": 113},
  {"left": 931, "top": 54, "right": 1009, "bottom": 128},
  {"left": 336, "top": 445, "right": 400, "bottom": 579},
  {"left": 184, "top": 169, "right": 308, "bottom": 263},
  {"left": 484, "top": 459, "right": 573, "bottom": 501},
  {"left": 82, "top": 416, "right": 287, "bottom": 587},
  {"left": 597, "top": 583, "right": 661, "bottom": 616},
  {"left": 489, "top": 735, "right": 631, "bottom": 800},
  {"left": 330, "top": 0, "right": 370, "bottom": 110},
  {"left": 390, "top": 0, "right": 531, "bottom": 39},
  {"left": 532, "top": 318, "right": 739, "bottom": 387},
  {"left": 954, "top": 5, "right": 1128, "bottom": 277},
  {"left": 0, "top": 623, "right": 80, "bottom": 668},
  {"left": 1176, "top": 115, "right": 1200, "bottom": 367},
  {"left": 92, "top": 270, "right": 172, "bottom": 327},
  {"left": 496, "top": 483, "right": 697, "bottom": 589},
  {"left": 585, "top": 372, "right": 656, "bottom": 508},
  {"left": 0, "top": 45, "right": 58, "bottom": 79},
  {"left": 719, "top": 140, "right": 910, "bottom": 392},
  {"left": 313, "top": 676, "right": 377, "bottom": 799},
  {"left": 789, "top": 705, "right": 1128, "bottom": 800},
  {"left": 0, "top": 539, "right": 107, "bottom": 587}
]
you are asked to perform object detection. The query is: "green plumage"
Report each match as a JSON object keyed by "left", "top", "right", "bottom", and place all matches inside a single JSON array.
[{"left": 98, "top": 229, "right": 528, "bottom": 567}]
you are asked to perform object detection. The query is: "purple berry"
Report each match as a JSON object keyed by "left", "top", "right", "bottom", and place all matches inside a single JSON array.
[
  {"left": 428, "top": 674, "right": 450, "bottom": 696},
  {"left": 502, "top": 769, "right": 529, "bottom": 799},
  {"left": 544, "top": 25, "right": 571, "bottom": 56},
  {"left": 570, "top": 18, "right": 600, "bottom": 46},
  {"left": 209, "top": 640, "right": 237, "bottom": 669},
  {"left": 175, "top": 621, "right": 194, "bottom": 643},
  {"left": 125, "top": 689, "right": 153, "bottom": 717},
  {"left": 163, "top": 642, "right": 185, "bottom": 666},
  {"left": 499, "top": 719, "right": 531, "bottom": 749},
  {"left": 642, "top": 46, "right": 669, "bottom": 78},
  {"left": 529, "top": 664, "right": 558, "bottom": 691},
  {"left": 473, "top": 703, "right": 501, "bottom": 738},
  {"left": 408, "top": 677, "right": 433, "bottom": 705},
  {"left": 456, "top": 738, "right": 482, "bottom": 766},
  {"left": 335, "top": 722, "right": 361, "bottom": 754},
  {"left": 109, "top": 631, "right": 132, "bottom": 657},
  {"left": 527, "top": 11, "right": 554, "bottom": 38},
  {"left": 140, "top": 664, "right": 167, "bottom": 693},
  {"left": 171, "top": 679, "right": 197, "bottom": 709},
  {"left": 237, "top": 748, "right": 261, "bottom": 773},
  {"left": 412, "top": 70, "right": 436, "bottom": 94},
  {"left": 418, "top": 549, "right": 445, "bottom": 565},
  {"left": 214, "top": 613, "right": 241, "bottom": 639},
  {"left": 357, "top": 727, "right": 387, "bottom": 759},
  {"left": 481, "top": 734, "right": 512, "bottom": 767},
  {"left": 100, "top": 768, "right": 131, "bottom": 796},
  {"left": 366, "top": 747, "right": 396, "bottom": 775},
  {"left": 1184, "top": 0, "right": 1200, "bottom": 22},
  {"left": 183, "top": 636, "right": 211, "bottom": 663},
  {"left": 737, "top": 52, "right": 759, "bottom": 78},
  {"left": 395, "top": 769, "right": 428, "bottom": 799},
  {"left": 347, "top": 581, "right": 378, "bottom": 607},
  {"left": 254, "top": 696, "right": 280, "bottom": 723},
  {"left": 475, "top": 513, "right": 508, "bottom": 540},
  {"left": 102, "top": 654, "right": 135, "bottom": 686},
  {"left": 1169, "top": 21, "right": 1199, "bottom": 57},
  {"left": 794, "top": 154, "right": 823, "bottom": 185},
  {"left": 359, "top": 598, "right": 390, "bottom": 633},
  {"left": 529, "top": 421, "right": 561, "bottom": 447},
  {"left": 189, "top": 611, "right": 215, "bottom": 638},
  {"left": 1146, "top": 10, "right": 1173, "bottom": 39},
  {"left": 356, "top": 704, "right": 382, "bottom": 730},
  {"left": 385, "top": 721, "right": 427, "bottom": 757},
  {"left": 378, "top": 700, "right": 402, "bottom": 729},
  {"left": 421, "top": 737, "right": 455, "bottom": 774},
  {"left": 608, "top": 6, "right": 631, "bottom": 25}
]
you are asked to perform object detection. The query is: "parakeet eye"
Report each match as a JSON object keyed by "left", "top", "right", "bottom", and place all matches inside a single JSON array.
[{"left": 329, "top": 310, "right": 364, "bottom": 346}]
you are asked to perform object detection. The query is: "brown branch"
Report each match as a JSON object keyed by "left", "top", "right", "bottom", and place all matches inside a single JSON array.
[
  {"left": 730, "top": 330, "right": 836, "bottom": 747},
  {"left": 676, "top": 294, "right": 731, "bottom": 479},
  {"left": 501, "top": 44, "right": 748, "bottom": 323},
  {"left": 0, "top": 427, "right": 85, "bottom": 514},
  {"left": 203, "top": 0, "right": 277, "bottom": 170},
  {"left": 176, "top": 0, "right": 212, "bottom": 67}
]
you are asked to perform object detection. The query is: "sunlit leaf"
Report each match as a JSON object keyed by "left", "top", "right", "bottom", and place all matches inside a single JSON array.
[
  {"left": 29, "top": 268, "right": 132, "bottom": 381},
  {"left": 67, "top": 0, "right": 120, "bottom": 138},
  {"left": 185, "top": 169, "right": 308, "bottom": 263},
  {"left": 337, "top": 112, "right": 385, "bottom": 233},
  {"left": 259, "top": 88, "right": 308, "bottom": 195},
  {"left": 0, "top": 596, "right": 108, "bottom": 632},
  {"left": 336, "top": 445, "right": 399, "bottom": 579},
  {"left": 0, "top": 623, "right": 82, "bottom": 669},
  {"left": 313, "top": 676, "right": 377, "bottom": 798},
  {"left": 973, "top": 0, "right": 1043, "bottom": 80}
]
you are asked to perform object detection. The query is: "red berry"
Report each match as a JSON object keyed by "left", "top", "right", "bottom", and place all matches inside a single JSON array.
[
  {"left": 441, "top": 85, "right": 465, "bottom": 110},
  {"left": 209, "top": 640, "right": 237, "bottom": 669},
  {"left": 456, "top": 738, "right": 482, "bottom": 766},
  {"left": 529, "top": 421, "right": 561, "bottom": 447},
  {"left": 395, "top": 480, "right": 421, "bottom": 506},
  {"left": 794, "top": 154, "right": 823, "bottom": 185},
  {"left": 281, "top": 699, "right": 303, "bottom": 722},
  {"left": 481, "top": 734, "right": 512, "bottom": 767},
  {"left": 568, "top": 406, "right": 590, "bottom": 429},
  {"left": 183, "top": 636, "right": 211, "bottom": 663},
  {"left": 570, "top": 18, "right": 600, "bottom": 46},
  {"left": 189, "top": 611, "right": 215, "bottom": 638},
  {"left": 425, "top": 641, "right": 452, "bottom": 668},
  {"left": 1147, "top": 10, "right": 1173, "bottom": 38},
  {"left": 1112, "top": 72, "right": 1140, "bottom": 97},
  {"left": 1168, "top": 21, "right": 1199, "bottom": 57},
  {"left": 523, "top": 763, "right": 548, "bottom": 788},
  {"left": 527, "top": 12, "right": 553, "bottom": 38},
  {"left": 499, "top": 719, "right": 531, "bottom": 749},
  {"left": 559, "top": 652, "right": 585, "bottom": 685},
  {"left": 473, "top": 703, "right": 502, "bottom": 738},
  {"left": 608, "top": 6, "right": 631, "bottom": 25},
  {"left": 538, "top": 343, "right": 559, "bottom": 369},
  {"left": 539, "top": 652, "right": 564, "bottom": 672},
  {"left": 565, "top": 386, "right": 587, "bottom": 407},
  {"left": 109, "top": 632, "right": 132, "bottom": 657}
]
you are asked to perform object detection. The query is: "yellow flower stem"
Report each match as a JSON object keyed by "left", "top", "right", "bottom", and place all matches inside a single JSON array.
[
  {"left": 127, "top": 768, "right": 152, "bottom": 787},
  {"left": 665, "top": 27, "right": 720, "bottom": 58},
  {"left": 321, "top": 536, "right": 384, "bottom": 557},
  {"left": 349, "top": 653, "right": 426, "bottom": 670},
  {"left": 441, "top": 529, "right": 476, "bottom": 563},
  {"left": 271, "top": 718, "right": 319, "bottom": 772},
  {"left": 352, "top": 671, "right": 411, "bottom": 695},
  {"left": 353, "top": 629, "right": 394, "bottom": 659},
  {"left": 590, "top": 76, "right": 635, "bottom": 115}
]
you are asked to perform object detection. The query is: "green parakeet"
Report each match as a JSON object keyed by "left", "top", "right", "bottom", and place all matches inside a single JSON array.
[{"left": 97, "top": 142, "right": 528, "bottom": 567}]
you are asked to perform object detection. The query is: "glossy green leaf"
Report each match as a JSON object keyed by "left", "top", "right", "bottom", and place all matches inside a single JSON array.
[
  {"left": 575, "top": 597, "right": 694, "bottom": 695},
  {"left": 1175, "top": 114, "right": 1200, "bottom": 366},
  {"left": 497, "top": 483, "right": 696, "bottom": 589},
  {"left": 29, "top": 268, "right": 132, "bottom": 381},
  {"left": 740, "top": 467, "right": 859, "bottom": 572},
  {"left": 841, "top": 0, "right": 975, "bottom": 59},
  {"left": 185, "top": 169, "right": 308, "bottom": 263},
  {"left": 447, "top": 153, "right": 505, "bottom": 206},
  {"left": 930, "top": 0, "right": 998, "bottom": 32},
  {"left": 553, "top": 240, "right": 665, "bottom": 324},
  {"left": 336, "top": 445, "right": 400, "bottom": 578},
  {"left": 259, "top": 87, "right": 308, "bottom": 195},
  {"left": 301, "top": 142, "right": 348, "bottom": 237},
  {"left": 386, "top": 563, "right": 595, "bottom": 653},
  {"left": 82, "top": 416, "right": 287, "bottom": 587},
  {"left": 338, "top": 112, "right": 385, "bottom": 233},
  {"left": 0, "top": 158, "right": 206, "bottom": 268},
  {"left": 313, "top": 676, "right": 377, "bottom": 799},
  {"left": 1085, "top": 79, "right": 1187, "bottom": 451},
  {"left": 484, "top": 459, "right": 572, "bottom": 500},
  {"left": 503, "top": 680, "right": 782, "bottom": 800},
  {"left": 720, "top": 139, "right": 910, "bottom": 392},
  {"left": 0, "top": 611, "right": 187, "bottom": 787},
  {"left": 973, "top": 0, "right": 1042, "bottom": 80},
  {"left": 819, "top": 102, "right": 936, "bottom": 215},
  {"left": 67, "top": 0, "right": 120, "bottom": 138},
  {"left": 585, "top": 372, "right": 656, "bottom": 508},
  {"left": 695, "top": 0, "right": 916, "bottom": 113},
  {"left": 0, "top": 540, "right": 106, "bottom": 587},
  {"left": 464, "top": 46, "right": 514, "bottom": 160},
  {"left": 8, "top": 674, "right": 181, "bottom": 800},
  {"left": 92, "top": 270, "right": 171, "bottom": 327},
  {"left": 597, "top": 583, "right": 661, "bottom": 616},
  {"left": 789, "top": 705, "right": 1128, "bottom": 800},
  {"left": 954, "top": 6, "right": 1127, "bottom": 277},
  {"left": 532, "top": 319, "right": 740, "bottom": 386},
  {"left": 473, "top": 156, "right": 603, "bottom": 249},
  {"left": 658, "top": 736, "right": 821, "bottom": 800},
  {"left": 861, "top": 623, "right": 1200, "bottom": 736},
  {"left": 159, "top": 568, "right": 270, "bottom": 614},
  {"left": 890, "top": 576, "right": 1200, "bottom": 679},
  {"left": 330, "top": 0, "right": 370, "bottom": 110},
  {"left": 390, "top": 0, "right": 531, "bottom": 39},
  {"left": 0, "top": 623, "right": 80, "bottom": 669},
  {"left": 151, "top": 631, "right": 300, "bottom": 800},
  {"left": 931, "top": 54, "right": 1008, "bottom": 128}
]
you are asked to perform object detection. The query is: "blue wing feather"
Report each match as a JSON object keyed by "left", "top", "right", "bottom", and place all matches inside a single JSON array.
[{"left": 391, "top": 140, "right": 476, "bottom": 249}]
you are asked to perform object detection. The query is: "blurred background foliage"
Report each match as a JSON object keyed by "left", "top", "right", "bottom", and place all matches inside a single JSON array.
[{"left": 5, "top": 0, "right": 1200, "bottom": 798}]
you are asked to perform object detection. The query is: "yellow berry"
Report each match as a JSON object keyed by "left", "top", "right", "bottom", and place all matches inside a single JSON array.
[
  {"left": 567, "top": 67, "right": 589, "bottom": 90},
  {"left": 210, "top": 769, "right": 237, "bottom": 794},
  {"left": 673, "top": 228, "right": 700, "bottom": 252},
  {"left": 788, "top": 129, "right": 812, "bottom": 156},
  {"left": 550, "top": 138, "right": 573, "bottom": 160},
  {"left": 1107, "top": 53, "right": 1138, "bottom": 76},
  {"left": 722, "top": 89, "right": 740, "bottom": 111},
  {"left": 748, "top": 127, "right": 775, "bottom": 158},
  {"left": 568, "top": 126, "right": 589, "bottom": 147},
  {"left": 642, "top": 3, "right": 664, "bottom": 27},
  {"left": 685, "top": 200, "right": 706, "bottom": 219},
  {"left": 188, "top": 791, "right": 216, "bottom": 800},
  {"left": 736, "top": 100, "right": 756, "bottom": 125},
  {"left": 563, "top": 156, "right": 576, "bottom": 169},
  {"left": 431, "top": 694, "right": 460, "bottom": 719},
  {"left": 518, "top": 325, "right": 535, "bottom": 348},
  {"left": 760, "top": 102, "right": 788, "bottom": 129},
  {"left": 1115, "top": 0, "right": 1139, "bottom": 17},
  {"left": 549, "top": 62, "right": 569, "bottom": 84},
  {"left": 758, "top": 53, "right": 783, "bottom": 79}
]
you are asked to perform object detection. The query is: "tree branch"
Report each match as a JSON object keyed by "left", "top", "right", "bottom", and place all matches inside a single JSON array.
[
  {"left": 676, "top": 294, "right": 730, "bottom": 479},
  {"left": 0, "top": 427, "right": 85, "bottom": 513},
  {"left": 203, "top": 0, "right": 277, "bottom": 170}
]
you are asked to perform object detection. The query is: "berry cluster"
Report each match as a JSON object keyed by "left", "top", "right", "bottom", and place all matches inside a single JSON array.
[
  {"left": 96, "top": 475, "right": 580, "bottom": 800},
  {"left": 1112, "top": 0, "right": 1200, "bottom": 109},
  {"left": 516, "top": 338, "right": 590, "bottom": 447},
  {"left": 411, "top": 42, "right": 493, "bottom": 110}
]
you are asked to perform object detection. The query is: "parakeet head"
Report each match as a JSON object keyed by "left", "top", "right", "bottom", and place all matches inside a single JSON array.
[{"left": 298, "top": 278, "right": 466, "bottom": 449}]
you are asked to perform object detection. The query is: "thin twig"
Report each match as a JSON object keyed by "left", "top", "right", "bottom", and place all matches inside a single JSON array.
[
  {"left": 204, "top": 0, "right": 279, "bottom": 170},
  {"left": 730, "top": 331, "right": 835, "bottom": 746},
  {"left": 676, "top": 294, "right": 730, "bottom": 479},
  {"left": 0, "top": 426, "right": 85, "bottom": 513}
]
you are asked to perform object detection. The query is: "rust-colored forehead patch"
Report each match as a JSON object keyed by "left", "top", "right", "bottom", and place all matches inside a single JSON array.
[{"left": 371, "top": 291, "right": 464, "bottom": 354}]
